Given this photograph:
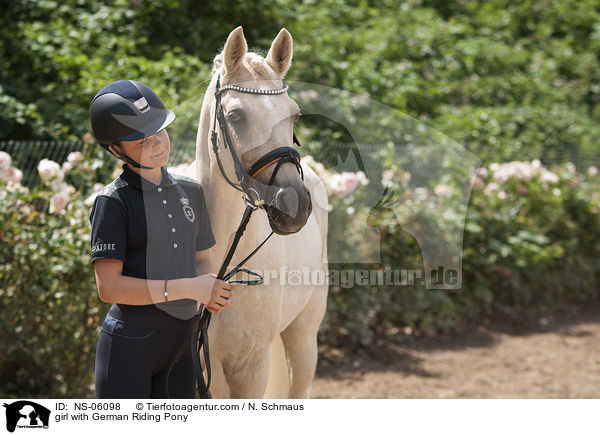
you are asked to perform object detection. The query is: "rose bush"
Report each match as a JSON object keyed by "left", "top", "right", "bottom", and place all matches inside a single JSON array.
[
  {"left": 303, "top": 155, "right": 600, "bottom": 347},
  {"left": 0, "top": 145, "right": 112, "bottom": 398}
]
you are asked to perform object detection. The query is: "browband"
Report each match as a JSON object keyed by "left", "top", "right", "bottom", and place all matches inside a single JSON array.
[{"left": 217, "top": 83, "right": 289, "bottom": 95}]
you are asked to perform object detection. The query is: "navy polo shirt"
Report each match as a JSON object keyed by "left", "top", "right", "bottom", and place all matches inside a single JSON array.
[{"left": 89, "top": 163, "right": 216, "bottom": 328}]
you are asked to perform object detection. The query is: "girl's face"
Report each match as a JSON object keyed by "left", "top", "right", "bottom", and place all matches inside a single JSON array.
[{"left": 118, "top": 129, "right": 170, "bottom": 168}]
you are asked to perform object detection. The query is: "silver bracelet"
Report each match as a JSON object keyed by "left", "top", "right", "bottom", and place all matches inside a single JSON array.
[{"left": 164, "top": 279, "right": 168, "bottom": 302}]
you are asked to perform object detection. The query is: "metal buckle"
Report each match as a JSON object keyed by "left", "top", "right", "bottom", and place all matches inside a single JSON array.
[
  {"left": 244, "top": 188, "right": 265, "bottom": 209},
  {"left": 227, "top": 267, "right": 264, "bottom": 286}
]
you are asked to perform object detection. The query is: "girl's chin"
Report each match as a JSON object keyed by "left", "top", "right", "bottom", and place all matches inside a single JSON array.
[{"left": 140, "top": 150, "right": 169, "bottom": 167}]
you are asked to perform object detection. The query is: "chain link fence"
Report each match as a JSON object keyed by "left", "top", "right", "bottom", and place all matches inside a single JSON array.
[
  {"left": 2, "top": 139, "right": 599, "bottom": 188},
  {"left": 0, "top": 140, "right": 197, "bottom": 186}
]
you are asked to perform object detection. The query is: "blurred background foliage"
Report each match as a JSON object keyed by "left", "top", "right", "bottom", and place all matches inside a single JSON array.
[
  {"left": 3, "top": 0, "right": 600, "bottom": 163},
  {"left": 2, "top": 0, "right": 600, "bottom": 397}
]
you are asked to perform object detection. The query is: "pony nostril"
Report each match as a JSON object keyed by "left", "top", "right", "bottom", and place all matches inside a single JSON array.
[
  {"left": 275, "top": 187, "right": 299, "bottom": 217},
  {"left": 274, "top": 188, "right": 284, "bottom": 208}
]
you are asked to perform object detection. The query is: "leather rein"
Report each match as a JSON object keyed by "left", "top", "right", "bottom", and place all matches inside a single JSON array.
[{"left": 166, "top": 75, "right": 303, "bottom": 399}]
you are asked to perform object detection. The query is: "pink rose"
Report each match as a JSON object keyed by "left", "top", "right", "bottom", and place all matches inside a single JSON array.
[
  {"left": 540, "top": 170, "right": 558, "bottom": 184},
  {"left": 356, "top": 171, "right": 368, "bottom": 186},
  {"left": 67, "top": 151, "right": 83, "bottom": 164},
  {"left": 50, "top": 191, "right": 70, "bottom": 214},
  {"left": 484, "top": 182, "right": 499, "bottom": 195},
  {"left": 10, "top": 168, "right": 22, "bottom": 184},
  {"left": 0, "top": 166, "right": 23, "bottom": 184},
  {"left": 381, "top": 169, "right": 395, "bottom": 185},
  {"left": 471, "top": 177, "right": 484, "bottom": 190},
  {"left": 341, "top": 172, "right": 358, "bottom": 195},
  {"left": 434, "top": 184, "right": 453, "bottom": 197},
  {"left": 0, "top": 151, "right": 11, "bottom": 170},
  {"left": 61, "top": 161, "right": 73, "bottom": 173},
  {"left": 38, "top": 159, "right": 62, "bottom": 182}
]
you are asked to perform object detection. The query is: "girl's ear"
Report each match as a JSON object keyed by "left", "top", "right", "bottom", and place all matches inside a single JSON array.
[
  {"left": 223, "top": 26, "right": 248, "bottom": 76},
  {"left": 109, "top": 142, "right": 123, "bottom": 158}
]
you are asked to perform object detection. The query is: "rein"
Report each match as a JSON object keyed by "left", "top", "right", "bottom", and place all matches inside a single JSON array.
[{"left": 166, "top": 75, "right": 303, "bottom": 399}]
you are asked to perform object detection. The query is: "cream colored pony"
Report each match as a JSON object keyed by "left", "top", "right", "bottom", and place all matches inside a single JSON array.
[{"left": 185, "top": 26, "right": 329, "bottom": 398}]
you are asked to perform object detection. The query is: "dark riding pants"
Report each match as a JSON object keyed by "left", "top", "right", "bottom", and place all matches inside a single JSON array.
[{"left": 95, "top": 313, "right": 195, "bottom": 398}]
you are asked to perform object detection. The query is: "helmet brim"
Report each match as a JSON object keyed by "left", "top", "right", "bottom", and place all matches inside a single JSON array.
[
  {"left": 112, "top": 109, "right": 176, "bottom": 142},
  {"left": 155, "top": 109, "right": 176, "bottom": 136}
]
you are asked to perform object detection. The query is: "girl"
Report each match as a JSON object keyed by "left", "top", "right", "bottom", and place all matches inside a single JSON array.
[{"left": 88, "top": 80, "right": 232, "bottom": 398}]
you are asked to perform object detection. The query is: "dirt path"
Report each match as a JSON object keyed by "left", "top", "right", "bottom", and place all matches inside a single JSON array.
[{"left": 312, "top": 304, "right": 600, "bottom": 398}]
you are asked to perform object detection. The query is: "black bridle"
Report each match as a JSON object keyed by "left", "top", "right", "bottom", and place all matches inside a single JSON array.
[
  {"left": 210, "top": 78, "right": 303, "bottom": 200},
  {"left": 166, "top": 75, "right": 304, "bottom": 399}
]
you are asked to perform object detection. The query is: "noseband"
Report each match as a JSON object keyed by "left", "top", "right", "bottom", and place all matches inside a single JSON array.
[{"left": 166, "top": 75, "right": 306, "bottom": 400}]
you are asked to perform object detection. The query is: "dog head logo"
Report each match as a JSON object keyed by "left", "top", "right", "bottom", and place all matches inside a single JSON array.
[{"left": 3, "top": 401, "right": 50, "bottom": 432}]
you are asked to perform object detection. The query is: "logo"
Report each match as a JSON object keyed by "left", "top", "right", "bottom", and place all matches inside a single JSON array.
[
  {"left": 180, "top": 196, "right": 195, "bottom": 223},
  {"left": 3, "top": 401, "right": 50, "bottom": 432}
]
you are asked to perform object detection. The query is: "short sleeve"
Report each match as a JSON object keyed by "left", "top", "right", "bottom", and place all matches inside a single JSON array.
[
  {"left": 195, "top": 186, "right": 216, "bottom": 251},
  {"left": 89, "top": 195, "right": 128, "bottom": 263}
]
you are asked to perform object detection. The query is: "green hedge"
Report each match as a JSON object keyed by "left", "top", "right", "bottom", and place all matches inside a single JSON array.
[{"left": 4, "top": 0, "right": 600, "bottom": 167}]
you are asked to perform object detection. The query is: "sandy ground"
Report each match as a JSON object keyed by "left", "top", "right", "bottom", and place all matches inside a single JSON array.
[{"left": 312, "top": 304, "right": 600, "bottom": 398}]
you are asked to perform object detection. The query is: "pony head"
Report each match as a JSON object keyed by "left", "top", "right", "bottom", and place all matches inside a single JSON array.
[{"left": 210, "top": 26, "right": 311, "bottom": 235}]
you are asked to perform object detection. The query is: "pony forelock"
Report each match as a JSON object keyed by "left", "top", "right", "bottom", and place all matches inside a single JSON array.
[{"left": 211, "top": 50, "right": 278, "bottom": 80}]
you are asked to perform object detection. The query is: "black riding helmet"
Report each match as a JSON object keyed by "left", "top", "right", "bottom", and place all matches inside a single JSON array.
[{"left": 89, "top": 80, "right": 175, "bottom": 169}]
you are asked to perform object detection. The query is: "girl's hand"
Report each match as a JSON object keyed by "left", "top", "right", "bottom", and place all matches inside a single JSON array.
[{"left": 194, "top": 273, "right": 233, "bottom": 314}]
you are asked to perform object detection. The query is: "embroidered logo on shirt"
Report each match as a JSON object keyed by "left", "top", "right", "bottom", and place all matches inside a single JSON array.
[
  {"left": 180, "top": 196, "right": 195, "bottom": 223},
  {"left": 92, "top": 243, "right": 117, "bottom": 253}
]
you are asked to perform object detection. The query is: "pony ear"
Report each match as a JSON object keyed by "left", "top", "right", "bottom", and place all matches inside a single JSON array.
[
  {"left": 223, "top": 26, "right": 248, "bottom": 76},
  {"left": 266, "top": 28, "right": 293, "bottom": 78}
]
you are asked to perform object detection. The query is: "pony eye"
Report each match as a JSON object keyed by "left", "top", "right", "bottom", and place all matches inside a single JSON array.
[{"left": 228, "top": 111, "right": 242, "bottom": 122}]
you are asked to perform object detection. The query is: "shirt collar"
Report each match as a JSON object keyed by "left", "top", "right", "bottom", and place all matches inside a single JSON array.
[{"left": 119, "top": 163, "right": 178, "bottom": 191}]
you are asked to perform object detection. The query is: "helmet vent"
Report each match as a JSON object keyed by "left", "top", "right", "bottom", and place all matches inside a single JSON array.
[{"left": 133, "top": 96, "right": 150, "bottom": 113}]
